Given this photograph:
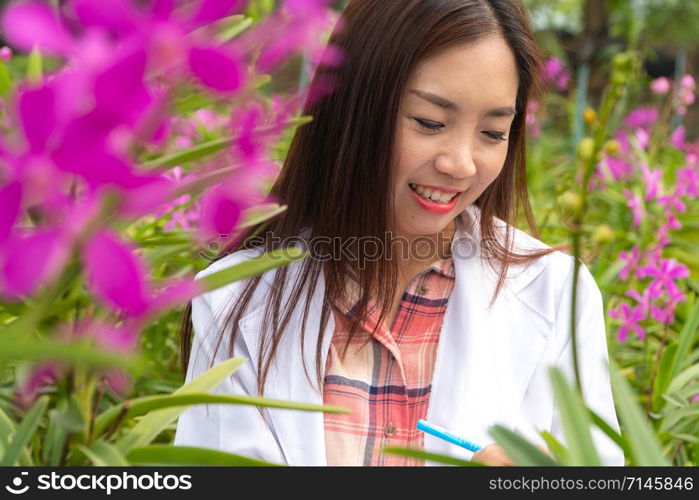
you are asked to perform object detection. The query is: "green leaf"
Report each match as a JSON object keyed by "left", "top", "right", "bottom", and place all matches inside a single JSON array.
[
  {"left": 660, "top": 402, "right": 699, "bottom": 433},
  {"left": 94, "top": 392, "right": 349, "bottom": 437},
  {"left": 0, "top": 59, "right": 12, "bottom": 97},
  {"left": 78, "top": 442, "right": 129, "bottom": 466},
  {"left": 539, "top": 430, "right": 569, "bottom": 463},
  {"left": 548, "top": 367, "right": 601, "bottom": 465},
  {"left": 670, "top": 300, "right": 699, "bottom": 378},
  {"left": 250, "top": 74, "right": 271, "bottom": 89},
  {"left": 52, "top": 395, "right": 85, "bottom": 433},
  {"left": 599, "top": 259, "right": 626, "bottom": 287},
  {"left": 172, "top": 92, "right": 215, "bottom": 115},
  {"left": 44, "top": 402, "right": 70, "bottom": 466},
  {"left": 588, "top": 408, "right": 629, "bottom": 457},
  {"left": 668, "top": 363, "right": 699, "bottom": 395},
  {"left": 0, "top": 408, "right": 32, "bottom": 466},
  {"left": 0, "top": 407, "right": 16, "bottom": 456},
  {"left": 652, "top": 343, "right": 679, "bottom": 413},
  {"left": 198, "top": 247, "right": 308, "bottom": 294},
  {"left": 127, "top": 445, "right": 282, "bottom": 466},
  {"left": 27, "top": 46, "right": 43, "bottom": 84},
  {"left": 608, "top": 359, "right": 670, "bottom": 465},
  {"left": 489, "top": 425, "right": 559, "bottom": 466},
  {"left": 661, "top": 392, "right": 689, "bottom": 409},
  {"left": 115, "top": 358, "right": 246, "bottom": 453},
  {"left": 238, "top": 203, "right": 288, "bottom": 229},
  {"left": 216, "top": 16, "right": 254, "bottom": 42},
  {"left": 667, "top": 433, "right": 699, "bottom": 443},
  {"left": 0, "top": 336, "right": 142, "bottom": 371},
  {"left": 381, "top": 446, "right": 482, "bottom": 466},
  {"left": 1, "top": 396, "right": 48, "bottom": 466}
]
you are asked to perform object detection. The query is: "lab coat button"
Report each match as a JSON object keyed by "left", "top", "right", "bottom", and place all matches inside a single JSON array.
[{"left": 384, "top": 422, "right": 396, "bottom": 438}]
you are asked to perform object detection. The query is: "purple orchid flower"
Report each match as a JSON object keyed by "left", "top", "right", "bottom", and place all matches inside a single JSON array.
[
  {"left": 618, "top": 246, "right": 642, "bottom": 280},
  {"left": 15, "top": 363, "right": 61, "bottom": 408},
  {"left": 2, "top": 0, "right": 248, "bottom": 94},
  {"left": 641, "top": 258, "right": 689, "bottom": 301},
  {"left": 82, "top": 229, "right": 152, "bottom": 316},
  {"left": 624, "top": 106, "right": 659, "bottom": 129},
  {"left": 622, "top": 189, "right": 645, "bottom": 227},
  {"left": 609, "top": 303, "right": 646, "bottom": 343}
]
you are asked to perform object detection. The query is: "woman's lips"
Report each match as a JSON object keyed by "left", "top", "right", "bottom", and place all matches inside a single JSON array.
[{"left": 409, "top": 185, "right": 463, "bottom": 215}]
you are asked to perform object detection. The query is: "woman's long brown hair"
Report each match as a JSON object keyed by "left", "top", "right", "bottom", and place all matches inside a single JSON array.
[{"left": 179, "top": 0, "right": 566, "bottom": 400}]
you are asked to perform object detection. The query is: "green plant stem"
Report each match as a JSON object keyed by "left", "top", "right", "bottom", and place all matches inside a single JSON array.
[
  {"left": 58, "top": 431, "right": 72, "bottom": 467},
  {"left": 568, "top": 76, "right": 626, "bottom": 393},
  {"left": 647, "top": 324, "right": 669, "bottom": 412},
  {"left": 103, "top": 403, "right": 131, "bottom": 441},
  {"left": 88, "top": 378, "right": 106, "bottom": 444}
]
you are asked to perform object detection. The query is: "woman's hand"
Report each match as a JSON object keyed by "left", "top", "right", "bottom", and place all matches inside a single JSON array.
[{"left": 472, "top": 444, "right": 552, "bottom": 466}]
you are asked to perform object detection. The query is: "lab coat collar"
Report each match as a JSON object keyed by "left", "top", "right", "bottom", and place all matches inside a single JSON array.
[{"left": 238, "top": 204, "right": 555, "bottom": 465}]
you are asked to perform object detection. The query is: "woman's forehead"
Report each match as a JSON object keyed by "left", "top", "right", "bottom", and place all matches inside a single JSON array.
[{"left": 405, "top": 37, "right": 519, "bottom": 111}]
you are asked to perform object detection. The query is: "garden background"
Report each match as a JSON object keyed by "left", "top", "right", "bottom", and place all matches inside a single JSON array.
[{"left": 0, "top": 0, "right": 697, "bottom": 466}]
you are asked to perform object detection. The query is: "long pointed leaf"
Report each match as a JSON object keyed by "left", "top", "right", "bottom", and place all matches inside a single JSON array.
[
  {"left": 668, "top": 363, "right": 699, "bottom": 395},
  {"left": 489, "top": 425, "right": 559, "bottom": 466},
  {"left": 115, "top": 358, "right": 245, "bottom": 453},
  {"left": 0, "top": 407, "right": 34, "bottom": 466},
  {"left": 549, "top": 367, "right": 601, "bottom": 465},
  {"left": 78, "top": 442, "right": 129, "bottom": 466},
  {"left": 198, "top": 247, "right": 307, "bottom": 294},
  {"left": 672, "top": 299, "right": 699, "bottom": 378},
  {"left": 127, "top": 445, "right": 281, "bottom": 466},
  {"left": 381, "top": 447, "right": 481, "bottom": 466},
  {"left": 0, "top": 336, "right": 141, "bottom": 371},
  {"left": 660, "top": 402, "right": 699, "bottom": 433},
  {"left": 216, "top": 16, "right": 253, "bottom": 42},
  {"left": 588, "top": 408, "right": 629, "bottom": 457},
  {"left": 27, "top": 46, "right": 43, "bottom": 84},
  {"left": 1, "top": 396, "right": 48, "bottom": 465},
  {"left": 144, "top": 136, "right": 234, "bottom": 168},
  {"left": 0, "top": 59, "right": 12, "bottom": 97},
  {"left": 539, "top": 430, "right": 569, "bottom": 463},
  {"left": 0, "top": 407, "right": 15, "bottom": 453},
  {"left": 94, "top": 393, "right": 349, "bottom": 437},
  {"left": 652, "top": 343, "right": 679, "bottom": 412},
  {"left": 608, "top": 359, "right": 669, "bottom": 465}
]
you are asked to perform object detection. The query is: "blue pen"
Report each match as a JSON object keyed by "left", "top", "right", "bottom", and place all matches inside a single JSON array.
[{"left": 417, "top": 419, "right": 482, "bottom": 452}]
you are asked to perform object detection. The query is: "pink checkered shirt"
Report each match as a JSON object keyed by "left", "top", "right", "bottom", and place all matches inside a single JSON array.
[{"left": 323, "top": 256, "right": 456, "bottom": 466}]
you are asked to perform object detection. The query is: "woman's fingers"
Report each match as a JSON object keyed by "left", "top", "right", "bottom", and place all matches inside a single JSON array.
[
  {"left": 472, "top": 444, "right": 515, "bottom": 466},
  {"left": 472, "top": 444, "right": 553, "bottom": 465}
]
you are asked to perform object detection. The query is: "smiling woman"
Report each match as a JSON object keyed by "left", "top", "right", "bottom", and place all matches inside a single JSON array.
[{"left": 175, "top": 0, "right": 624, "bottom": 467}]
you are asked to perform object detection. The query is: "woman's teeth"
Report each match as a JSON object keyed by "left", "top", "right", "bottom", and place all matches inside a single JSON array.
[{"left": 409, "top": 183, "right": 458, "bottom": 204}]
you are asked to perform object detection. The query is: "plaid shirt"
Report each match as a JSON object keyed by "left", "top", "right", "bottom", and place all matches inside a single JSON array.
[{"left": 323, "top": 257, "right": 456, "bottom": 466}]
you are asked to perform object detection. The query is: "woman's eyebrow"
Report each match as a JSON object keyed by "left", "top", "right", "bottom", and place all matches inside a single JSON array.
[{"left": 409, "top": 89, "right": 517, "bottom": 117}]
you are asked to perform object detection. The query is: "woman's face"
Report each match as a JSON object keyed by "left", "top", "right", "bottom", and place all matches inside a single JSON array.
[{"left": 391, "top": 35, "right": 519, "bottom": 239}]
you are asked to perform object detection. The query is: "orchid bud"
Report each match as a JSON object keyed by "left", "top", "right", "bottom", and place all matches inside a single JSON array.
[
  {"left": 558, "top": 191, "right": 583, "bottom": 215},
  {"left": 604, "top": 139, "right": 620, "bottom": 156},
  {"left": 592, "top": 224, "right": 614, "bottom": 245},
  {"left": 577, "top": 137, "right": 596, "bottom": 161},
  {"left": 583, "top": 107, "right": 597, "bottom": 125}
]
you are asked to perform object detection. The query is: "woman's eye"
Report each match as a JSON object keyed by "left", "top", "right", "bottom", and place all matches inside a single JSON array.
[
  {"left": 413, "top": 118, "right": 444, "bottom": 132},
  {"left": 483, "top": 131, "right": 507, "bottom": 142}
]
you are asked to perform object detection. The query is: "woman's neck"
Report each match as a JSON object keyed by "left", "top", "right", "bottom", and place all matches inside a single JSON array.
[{"left": 394, "top": 218, "right": 457, "bottom": 281}]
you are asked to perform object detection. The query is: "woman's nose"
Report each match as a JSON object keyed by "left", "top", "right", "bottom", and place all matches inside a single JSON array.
[{"left": 434, "top": 141, "right": 477, "bottom": 179}]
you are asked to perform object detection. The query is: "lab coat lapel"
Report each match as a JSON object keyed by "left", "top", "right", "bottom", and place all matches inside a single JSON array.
[
  {"left": 238, "top": 266, "right": 334, "bottom": 466},
  {"left": 422, "top": 206, "right": 553, "bottom": 461}
]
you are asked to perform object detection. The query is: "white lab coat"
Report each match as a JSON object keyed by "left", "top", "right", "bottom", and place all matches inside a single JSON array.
[{"left": 175, "top": 204, "right": 625, "bottom": 466}]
